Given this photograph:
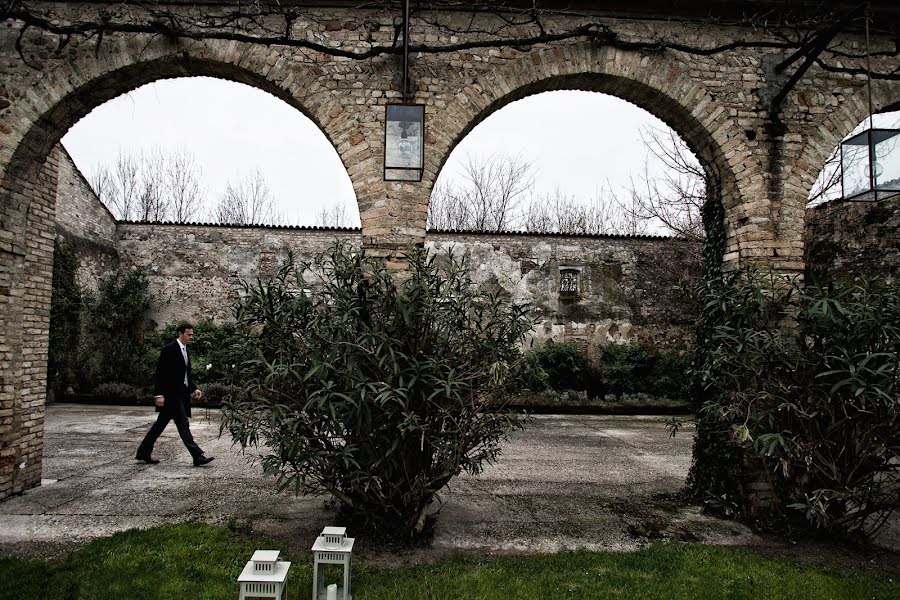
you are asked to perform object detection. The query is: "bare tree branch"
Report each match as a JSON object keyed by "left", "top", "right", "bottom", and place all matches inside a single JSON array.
[
  {"left": 89, "top": 147, "right": 206, "bottom": 222},
  {"left": 213, "top": 167, "right": 284, "bottom": 226},
  {"left": 428, "top": 153, "right": 534, "bottom": 231},
  {"left": 315, "top": 201, "right": 356, "bottom": 228}
]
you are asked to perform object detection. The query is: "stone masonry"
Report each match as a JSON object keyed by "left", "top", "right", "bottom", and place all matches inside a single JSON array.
[
  {"left": 116, "top": 222, "right": 700, "bottom": 357},
  {"left": 1, "top": 2, "right": 899, "bottom": 499}
]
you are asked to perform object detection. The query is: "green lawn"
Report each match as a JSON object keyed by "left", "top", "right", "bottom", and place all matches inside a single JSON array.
[{"left": 0, "top": 523, "right": 895, "bottom": 599}]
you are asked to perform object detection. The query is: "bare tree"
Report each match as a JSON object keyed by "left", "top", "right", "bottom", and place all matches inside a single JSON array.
[
  {"left": 428, "top": 153, "right": 534, "bottom": 231},
  {"left": 524, "top": 187, "right": 648, "bottom": 236},
  {"left": 617, "top": 125, "right": 707, "bottom": 241},
  {"left": 213, "top": 168, "right": 284, "bottom": 225},
  {"left": 90, "top": 147, "right": 205, "bottom": 222},
  {"left": 315, "top": 202, "right": 355, "bottom": 228},
  {"left": 165, "top": 148, "right": 205, "bottom": 222}
]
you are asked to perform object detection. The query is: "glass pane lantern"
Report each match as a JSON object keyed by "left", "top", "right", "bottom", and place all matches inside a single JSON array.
[
  {"left": 384, "top": 104, "right": 425, "bottom": 181},
  {"left": 840, "top": 128, "right": 900, "bottom": 201}
]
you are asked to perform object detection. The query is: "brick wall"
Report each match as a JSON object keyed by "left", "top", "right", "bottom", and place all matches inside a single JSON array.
[{"left": 54, "top": 147, "right": 119, "bottom": 291}]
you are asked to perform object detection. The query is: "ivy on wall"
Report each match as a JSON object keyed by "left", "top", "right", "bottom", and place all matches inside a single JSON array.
[
  {"left": 47, "top": 239, "right": 82, "bottom": 402},
  {"left": 683, "top": 184, "right": 748, "bottom": 517}
]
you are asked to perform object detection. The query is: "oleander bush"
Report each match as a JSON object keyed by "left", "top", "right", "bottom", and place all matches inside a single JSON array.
[
  {"left": 221, "top": 243, "right": 534, "bottom": 540},
  {"left": 688, "top": 270, "right": 900, "bottom": 538}
]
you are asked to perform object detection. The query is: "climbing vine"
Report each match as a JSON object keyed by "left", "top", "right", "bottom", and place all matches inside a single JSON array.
[
  {"left": 682, "top": 181, "right": 748, "bottom": 518},
  {"left": 47, "top": 239, "right": 82, "bottom": 402}
]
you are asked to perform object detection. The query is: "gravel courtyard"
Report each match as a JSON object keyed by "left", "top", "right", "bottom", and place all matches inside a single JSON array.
[{"left": 0, "top": 404, "right": 764, "bottom": 561}]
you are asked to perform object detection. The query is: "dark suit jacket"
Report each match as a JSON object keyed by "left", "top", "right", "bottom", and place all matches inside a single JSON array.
[{"left": 154, "top": 340, "right": 197, "bottom": 418}]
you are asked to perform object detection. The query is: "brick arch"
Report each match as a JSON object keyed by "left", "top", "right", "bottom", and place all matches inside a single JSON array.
[
  {"left": 794, "top": 80, "right": 900, "bottom": 201},
  {"left": 0, "top": 42, "right": 354, "bottom": 188},
  {"left": 426, "top": 44, "right": 761, "bottom": 259},
  {"left": 0, "top": 39, "right": 357, "bottom": 498}
]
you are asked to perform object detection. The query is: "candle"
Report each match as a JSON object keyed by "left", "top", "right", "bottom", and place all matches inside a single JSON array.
[{"left": 326, "top": 584, "right": 338, "bottom": 600}]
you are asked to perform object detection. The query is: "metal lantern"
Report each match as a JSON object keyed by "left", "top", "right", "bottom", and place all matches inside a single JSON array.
[
  {"left": 839, "top": 11, "right": 900, "bottom": 202},
  {"left": 840, "top": 127, "right": 900, "bottom": 201},
  {"left": 238, "top": 550, "right": 291, "bottom": 600},
  {"left": 311, "top": 526, "right": 354, "bottom": 600},
  {"left": 384, "top": 103, "right": 425, "bottom": 181}
]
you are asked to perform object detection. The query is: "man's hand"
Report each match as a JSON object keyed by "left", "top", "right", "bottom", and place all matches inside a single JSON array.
[
  {"left": 154, "top": 395, "right": 165, "bottom": 407},
  {"left": 191, "top": 389, "right": 202, "bottom": 401}
]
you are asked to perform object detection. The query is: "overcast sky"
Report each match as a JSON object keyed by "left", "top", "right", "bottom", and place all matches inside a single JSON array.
[
  {"left": 61, "top": 76, "right": 892, "bottom": 227},
  {"left": 61, "top": 77, "right": 683, "bottom": 228}
]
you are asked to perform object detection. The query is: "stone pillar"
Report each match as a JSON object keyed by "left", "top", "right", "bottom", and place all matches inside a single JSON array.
[{"left": 0, "top": 150, "right": 58, "bottom": 499}]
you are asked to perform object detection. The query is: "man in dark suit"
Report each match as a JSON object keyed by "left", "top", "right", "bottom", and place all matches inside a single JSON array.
[{"left": 135, "top": 322, "right": 215, "bottom": 466}]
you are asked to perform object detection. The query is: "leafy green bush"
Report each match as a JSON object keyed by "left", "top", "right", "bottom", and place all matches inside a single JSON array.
[
  {"left": 221, "top": 243, "right": 534, "bottom": 540},
  {"left": 689, "top": 270, "right": 900, "bottom": 538},
  {"left": 600, "top": 343, "right": 689, "bottom": 401},
  {"left": 48, "top": 240, "right": 82, "bottom": 401},
  {"left": 80, "top": 267, "right": 156, "bottom": 388},
  {"left": 92, "top": 382, "right": 146, "bottom": 405},
  {"left": 532, "top": 341, "right": 590, "bottom": 391}
]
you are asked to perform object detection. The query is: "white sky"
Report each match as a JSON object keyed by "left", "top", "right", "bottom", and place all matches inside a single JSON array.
[{"left": 61, "top": 77, "right": 679, "bottom": 228}]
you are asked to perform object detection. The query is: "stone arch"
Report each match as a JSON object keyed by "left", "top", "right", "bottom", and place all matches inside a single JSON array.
[
  {"left": 425, "top": 43, "right": 761, "bottom": 264},
  {"left": 0, "top": 38, "right": 355, "bottom": 497},
  {"left": 795, "top": 80, "right": 900, "bottom": 202}
]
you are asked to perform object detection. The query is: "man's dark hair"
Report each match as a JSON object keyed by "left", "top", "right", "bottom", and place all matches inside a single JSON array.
[{"left": 176, "top": 322, "right": 194, "bottom": 335}]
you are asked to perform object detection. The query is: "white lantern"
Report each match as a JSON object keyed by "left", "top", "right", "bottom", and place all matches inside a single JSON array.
[
  {"left": 238, "top": 550, "right": 291, "bottom": 600},
  {"left": 311, "top": 526, "right": 354, "bottom": 600}
]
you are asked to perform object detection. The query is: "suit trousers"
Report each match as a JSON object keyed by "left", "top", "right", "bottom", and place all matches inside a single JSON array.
[{"left": 136, "top": 393, "right": 204, "bottom": 460}]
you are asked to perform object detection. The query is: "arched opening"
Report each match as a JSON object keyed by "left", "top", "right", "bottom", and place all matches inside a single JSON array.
[
  {"left": 62, "top": 77, "right": 358, "bottom": 227},
  {"left": 0, "top": 54, "right": 357, "bottom": 498},
  {"left": 425, "top": 85, "right": 720, "bottom": 544}
]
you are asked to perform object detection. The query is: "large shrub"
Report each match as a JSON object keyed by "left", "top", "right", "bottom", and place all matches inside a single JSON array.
[
  {"left": 600, "top": 343, "right": 690, "bottom": 401},
  {"left": 533, "top": 340, "right": 589, "bottom": 391},
  {"left": 222, "top": 243, "right": 534, "bottom": 539},
  {"left": 688, "top": 270, "right": 900, "bottom": 537},
  {"left": 80, "top": 267, "right": 156, "bottom": 388}
]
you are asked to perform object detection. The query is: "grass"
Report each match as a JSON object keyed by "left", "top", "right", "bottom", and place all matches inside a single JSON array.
[{"left": 1, "top": 523, "right": 896, "bottom": 599}]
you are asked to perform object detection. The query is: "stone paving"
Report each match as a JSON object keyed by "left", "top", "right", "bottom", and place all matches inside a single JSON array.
[{"left": 0, "top": 404, "right": 759, "bottom": 560}]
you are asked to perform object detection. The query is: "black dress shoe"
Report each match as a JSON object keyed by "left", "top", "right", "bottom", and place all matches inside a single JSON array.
[
  {"left": 135, "top": 455, "right": 160, "bottom": 464},
  {"left": 193, "top": 455, "right": 215, "bottom": 467}
]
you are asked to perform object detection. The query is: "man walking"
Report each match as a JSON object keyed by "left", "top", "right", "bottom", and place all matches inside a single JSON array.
[{"left": 136, "top": 322, "right": 214, "bottom": 467}]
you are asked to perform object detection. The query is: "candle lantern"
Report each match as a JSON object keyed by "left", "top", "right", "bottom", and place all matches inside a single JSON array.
[
  {"left": 237, "top": 550, "right": 291, "bottom": 600},
  {"left": 311, "top": 526, "right": 354, "bottom": 600}
]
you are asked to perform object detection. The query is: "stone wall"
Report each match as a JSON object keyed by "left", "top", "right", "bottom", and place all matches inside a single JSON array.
[
  {"left": 54, "top": 144, "right": 700, "bottom": 355},
  {"left": 53, "top": 147, "right": 119, "bottom": 291},
  {"left": 805, "top": 194, "right": 900, "bottom": 284},
  {"left": 116, "top": 222, "right": 701, "bottom": 356}
]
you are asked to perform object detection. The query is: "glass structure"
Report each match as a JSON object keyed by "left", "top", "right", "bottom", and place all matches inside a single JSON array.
[
  {"left": 384, "top": 104, "right": 425, "bottom": 181},
  {"left": 840, "top": 128, "right": 900, "bottom": 201}
]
